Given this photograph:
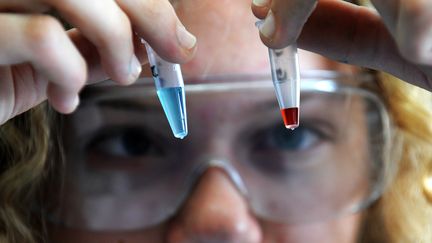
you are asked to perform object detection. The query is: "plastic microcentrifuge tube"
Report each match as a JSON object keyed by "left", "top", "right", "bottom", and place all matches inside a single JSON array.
[
  {"left": 268, "top": 45, "right": 300, "bottom": 130},
  {"left": 144, "top": 44, "right": 188, "bottom": 139}
]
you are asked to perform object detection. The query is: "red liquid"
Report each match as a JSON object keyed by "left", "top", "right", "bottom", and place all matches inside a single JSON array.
[{"left": 280, "top": 107, "right": 299, "bottom": 130}]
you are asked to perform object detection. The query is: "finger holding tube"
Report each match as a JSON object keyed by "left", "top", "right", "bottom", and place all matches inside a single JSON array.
[
  {"left": 45, "top": 0, "right": 141, "bottom": 86},
  {"left": 117, "top": 0, "right": 197, "bottom": 64},
  {"left": 66, "top": 28, "right": 149, "bottom": 85},
  {"left": 0, "top": 0, "right": 195, "bottom": 83},
  {"left": 0, "top": 0, "right": 196, "bottom": 124},
  {"left": 253, "top": 0, "right": 317, "bottom": 49},
  {"left": 251, "top": 0, "right": 272, "bottom": 19}
]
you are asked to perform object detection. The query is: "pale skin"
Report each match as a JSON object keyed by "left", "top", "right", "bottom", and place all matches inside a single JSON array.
[{"left": 50, "top": 1, "right": 363, "bottom": 242}]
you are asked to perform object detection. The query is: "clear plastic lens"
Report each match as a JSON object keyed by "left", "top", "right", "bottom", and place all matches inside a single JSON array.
[{"left": 55, "top": 73, "right": 390, "bottom": 230}]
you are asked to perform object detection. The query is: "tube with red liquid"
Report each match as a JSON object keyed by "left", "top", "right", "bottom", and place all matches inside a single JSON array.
[{"left": 268, "top": 45, "right": 300, "bottom": 130}]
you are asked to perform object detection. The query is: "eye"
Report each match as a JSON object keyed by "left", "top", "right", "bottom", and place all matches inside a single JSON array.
[
  {"left": 246, "top": 122, "right": 334, "bottom": 174},
  {"left": 253, "top": 124, "right": 323, "bottom": 152},
  {"left": 87, "top": 127, "right": 162, "bottom": 158}
]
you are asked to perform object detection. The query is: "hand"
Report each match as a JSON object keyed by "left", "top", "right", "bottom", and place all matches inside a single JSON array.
[
  {"left": 0, "top": 0, "right": 197, "bottom": 125},
  {"left": 252, "top": 0, "right": 432, "bottom": 90}
]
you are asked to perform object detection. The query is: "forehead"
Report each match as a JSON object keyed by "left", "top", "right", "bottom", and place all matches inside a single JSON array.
[{"left": 169, "top": 0, "right": 357, "bottom": 78}]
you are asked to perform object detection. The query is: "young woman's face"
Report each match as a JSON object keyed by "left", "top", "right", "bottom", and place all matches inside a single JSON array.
[{"left": 49, "top": 1, "right": 382, "bottom": 242}]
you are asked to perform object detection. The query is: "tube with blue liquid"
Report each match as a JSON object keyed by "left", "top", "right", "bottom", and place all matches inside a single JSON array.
[{"left": 144, "top": 44, "right": 188, "bottom": 139}]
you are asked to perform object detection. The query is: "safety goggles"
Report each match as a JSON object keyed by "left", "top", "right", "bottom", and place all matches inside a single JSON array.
[{"left": 50, "top": 70, "right": 392, "bottom": 231}]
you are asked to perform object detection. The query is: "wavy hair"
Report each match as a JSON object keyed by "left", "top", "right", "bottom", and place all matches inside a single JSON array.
[
  {"left": 0, "top": 104, "right": 53, "bottom": 243},
  {"left": 359, "top": 73, "right": 432, "bottom": 242}
]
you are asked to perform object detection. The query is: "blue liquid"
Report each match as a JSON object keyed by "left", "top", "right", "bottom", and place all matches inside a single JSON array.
[{"left": 157, "top": 87, "right": 188, "bottom": 139}]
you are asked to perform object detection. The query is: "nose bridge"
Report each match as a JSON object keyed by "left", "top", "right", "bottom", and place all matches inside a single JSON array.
[
  {"left": 195, "top": 158, "right": 249, "bottom": 197},
  {"left": 190, "top": 104, "right": 248, "bottom": 197},
  {"left": 166, "top": 167, "right": 261, "bottom": 243}
]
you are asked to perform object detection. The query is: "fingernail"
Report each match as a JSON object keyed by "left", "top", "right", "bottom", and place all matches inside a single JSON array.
[
  {"left": 259, "top": 10, "right": 275, "bottom": 39},
  {"left": 176, "top": 24, "right": 197, "bottom": 50},
  {"left": 64, "top": 95, "right": 80, "bottom": 113},
  {"left": 128, "top": 54, "right": 142, "bottom": 84},
  {"left": 253, "top": 0, "right": 270, "bottom": 7}
]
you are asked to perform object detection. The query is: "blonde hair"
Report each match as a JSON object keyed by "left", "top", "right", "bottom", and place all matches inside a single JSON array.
[
  {"left": 0, "top": 104, "right": 51, "bottom": 243},
  {"left": 360, "top": 73, "right": 432, "bottom": 242}
]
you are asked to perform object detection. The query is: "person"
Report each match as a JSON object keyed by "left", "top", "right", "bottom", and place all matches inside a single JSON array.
[
  {"left": 1, "top": 0, "right": 432, "bottom": 243},
  {"left": 42, "top": 0, "right": 432, "bottom": 243}
]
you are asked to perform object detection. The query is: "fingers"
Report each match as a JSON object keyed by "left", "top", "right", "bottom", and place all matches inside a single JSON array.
[
  {"left": 298, "top": 0, "right": 432, "bottom": 90},
  {"left": 252, "top": 0, "right": 317, "bottom": 49},
  {"left": 67, "top": 29, "right": 106, "bottom": 84},
  {"left": 0, "top": 0, "right": 194, "bottom": 81},
  {"left": 45, "top": 0, "right": 195, "bottom": 82},
  {"left": 67, "top": 28, "right": 148, "bottom": 84},
  {"left": 45, "top": 0, "right": 141, "bottom": 85},
  {"left": 0, "top": 0, "right": 194, "bottom": 117},
  {"left": 117, "top": 0, "right": 197, "bottom": 63},
  {"left": 251, "top": 0, "right": 271, "bottom": 19},
  {"left": 0, "top": 14, "right": 86, "bottom": 113},
  {"left": 372, "top": 0, "right": 432, "bottom": 65}
]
